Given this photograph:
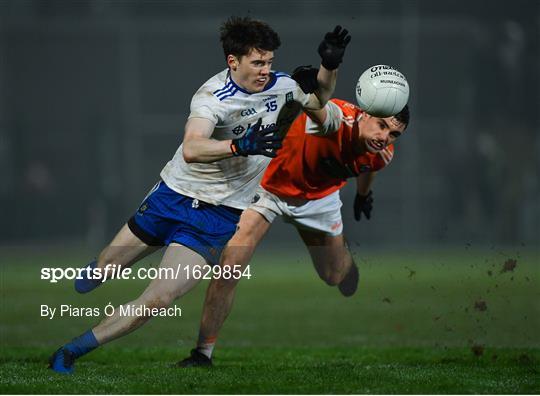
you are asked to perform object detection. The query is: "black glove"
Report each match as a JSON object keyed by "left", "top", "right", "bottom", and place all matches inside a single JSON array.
[
  {"left": 231, "top": 118, "right": 283, "bottom": 158},
  {"left": 318, "top": 25, "right": 351, "bottom": 70},
  {"left": 291, "top": 65, "right": 319, "bottom": 94},
  {"left": 354, "top": 190, "right": 373, "bottom": 221}
]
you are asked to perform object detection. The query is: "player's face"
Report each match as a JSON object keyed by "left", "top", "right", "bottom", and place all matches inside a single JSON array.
[
  {"left": 228, "top": 49, "right": 274, "bottom": 93},
  {"left": 358, "top": 113, "right": 406, "bottom": 153}
]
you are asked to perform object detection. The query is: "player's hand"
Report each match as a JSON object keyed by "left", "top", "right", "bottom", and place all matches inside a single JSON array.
[
  {"left": 291, "top": 65, "right": 319, "bottom": 94},
  {"left": 231, "top": 118, "right": 283, "bottom": 158},
  {"left": 354, "top": 190, "right": 373, "bottom": 221},
  {"left": 318, "top": 25, "right": 351, "bottom": 70}
]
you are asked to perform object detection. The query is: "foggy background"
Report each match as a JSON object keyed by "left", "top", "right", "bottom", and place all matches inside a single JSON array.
[{"left": 1, "top": 0, "right": 539, "bottom": 250}]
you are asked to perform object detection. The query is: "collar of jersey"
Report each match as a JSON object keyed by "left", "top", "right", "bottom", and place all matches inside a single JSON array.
[{"left": 227, "top": 70, "right": 278, "bottom": 95}]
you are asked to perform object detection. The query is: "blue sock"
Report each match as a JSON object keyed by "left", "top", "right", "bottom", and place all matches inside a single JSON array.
[{"left": 64, "top": 330, "right": 99, "bottom": 358}]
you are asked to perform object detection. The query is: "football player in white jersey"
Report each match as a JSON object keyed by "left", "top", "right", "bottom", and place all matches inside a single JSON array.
[{"left": 49, "top": 17, "right": 351, "bottom": 373}]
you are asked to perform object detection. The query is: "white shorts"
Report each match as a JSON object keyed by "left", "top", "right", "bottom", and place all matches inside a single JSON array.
[{"left": 249, "top": 186, "right": 343, "bottom": 236}]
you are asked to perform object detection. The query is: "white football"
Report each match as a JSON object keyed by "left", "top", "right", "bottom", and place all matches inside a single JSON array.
[{"left": 355, "top": 65, "right": 409, "bottom": 117}]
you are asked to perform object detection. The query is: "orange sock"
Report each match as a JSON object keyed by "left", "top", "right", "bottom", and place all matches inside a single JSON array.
[{"left": 196, "top": 335, "right": 217, "bottom": 359}]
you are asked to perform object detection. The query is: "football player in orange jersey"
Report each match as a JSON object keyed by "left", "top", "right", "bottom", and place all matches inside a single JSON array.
[{"left": 178, "top": 67, "right": 409, "bottom": 366}]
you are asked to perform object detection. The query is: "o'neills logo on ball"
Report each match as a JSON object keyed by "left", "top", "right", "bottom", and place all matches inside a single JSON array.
[
  {"left": 370, "top": 65, "right": 395, "bottom": 73},
  {"left": 370, "top": 65, "right": 406, "bottom": 81}
]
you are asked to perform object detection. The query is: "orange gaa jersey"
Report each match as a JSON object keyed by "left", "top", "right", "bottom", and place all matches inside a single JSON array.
[{"left": 261, "top": 98, "right": 394, "bottom": 200}]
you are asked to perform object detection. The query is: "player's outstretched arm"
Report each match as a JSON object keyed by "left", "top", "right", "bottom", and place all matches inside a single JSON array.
[
  {"left": 291, "top": 65, "right": 329, "bottom": 127},
  {"left": 305, "top": 26, "right": 351, "bottom": 110}
]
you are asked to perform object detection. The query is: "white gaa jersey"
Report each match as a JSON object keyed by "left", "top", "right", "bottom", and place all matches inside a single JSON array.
[{"left": 160, "top": 68, "right": 310, "bottom": 210}]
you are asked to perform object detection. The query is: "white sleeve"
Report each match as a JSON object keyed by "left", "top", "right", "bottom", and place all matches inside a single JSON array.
[
  {"left": 188, "top": 88, "right": 225, "bottom": 125},
  {"left": 294, "top": 84, "right": 311, "bottom": 107},
  {"left": 305, "top": 101, "right": 343, "bottom": 136}
]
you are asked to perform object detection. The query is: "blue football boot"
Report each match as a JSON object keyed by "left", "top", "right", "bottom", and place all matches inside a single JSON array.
[
  {"left": 74, "top": 260, "right": 102, "bottom": 293},
  {"left": 48, "top": 347, "right": 75, "bottom": 374}
]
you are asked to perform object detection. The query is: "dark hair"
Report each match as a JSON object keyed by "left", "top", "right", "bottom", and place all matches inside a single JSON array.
[
  {"left": 220, "top": 16, "right": 281, "bottom": 60},
  {"left": 394, "top": 104, "right": 410, "bottom": 128}
]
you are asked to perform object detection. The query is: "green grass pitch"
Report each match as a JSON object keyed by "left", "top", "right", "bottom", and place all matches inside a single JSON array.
[{"left": 0, "top": 246, "right": 538, "bottom": 393}]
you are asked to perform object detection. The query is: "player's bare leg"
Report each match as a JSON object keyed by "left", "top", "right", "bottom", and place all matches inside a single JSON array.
[
  {"left": 75, "top": 224, "right": 160, "bottom": 293},
  {"left": 97, "top": 224, "right": 159, "bottom": 269},
  {"left": 93, "top": 243, "right": 203, "bottom": 343},
  {"left": 177, "top": 209, "right": 272, "bottom": 367},
  {"left": 297, "top": 229, "right": 358, "bottom": 297},
  {"left": 50, "top": 242, "right": 204, "bottom": 373}
]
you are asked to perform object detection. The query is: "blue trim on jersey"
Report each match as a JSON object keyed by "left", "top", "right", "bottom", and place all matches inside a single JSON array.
[
  {"left": 213, "top": 79, "right": 239, "bottom": 101},
  {"left": 261, "top": 72, "right": 278, "bottom": 91},
  {"left": 218, "top": 88, "right": 239, "bottom": 101},
  {"left": 213, "top": 81, "right": 233, "bottom": 96},
  {"left": 222, "top": 71, "right": 280, "bottom": 95},
  {"left": 213, "top": 70, "right": 289, "bottom": 101},
  {"left": 216, "top": 86, "right": 235, "bottom": 98},
  {"left": 227, "top": 74, "right": 252, "bottom": 94}
]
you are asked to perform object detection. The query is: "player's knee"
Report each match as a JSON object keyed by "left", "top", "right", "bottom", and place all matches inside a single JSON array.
[
  {"left": 323, "top": 275, "right": 341, "bottom": 287},
  {"left": 221, "top": 241, "right": 254, "bottom": 265},
  {"left": 221, "top": 248, "right": 237, "bottom": 265},
  {"left": 220, "top": 254, "right": 243, "bottom": 275},
  {"left": 209, "top": 267, "right": 241, "bottom": 292},
  {"left": 215, "top": 274, "right": 240, "bottom": 290},
  {"left": 142, "top": 295, "right": 171, "bottom": 311},
  {"left": 320, "top": 269, "right": 343, "bottom": 286}
]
